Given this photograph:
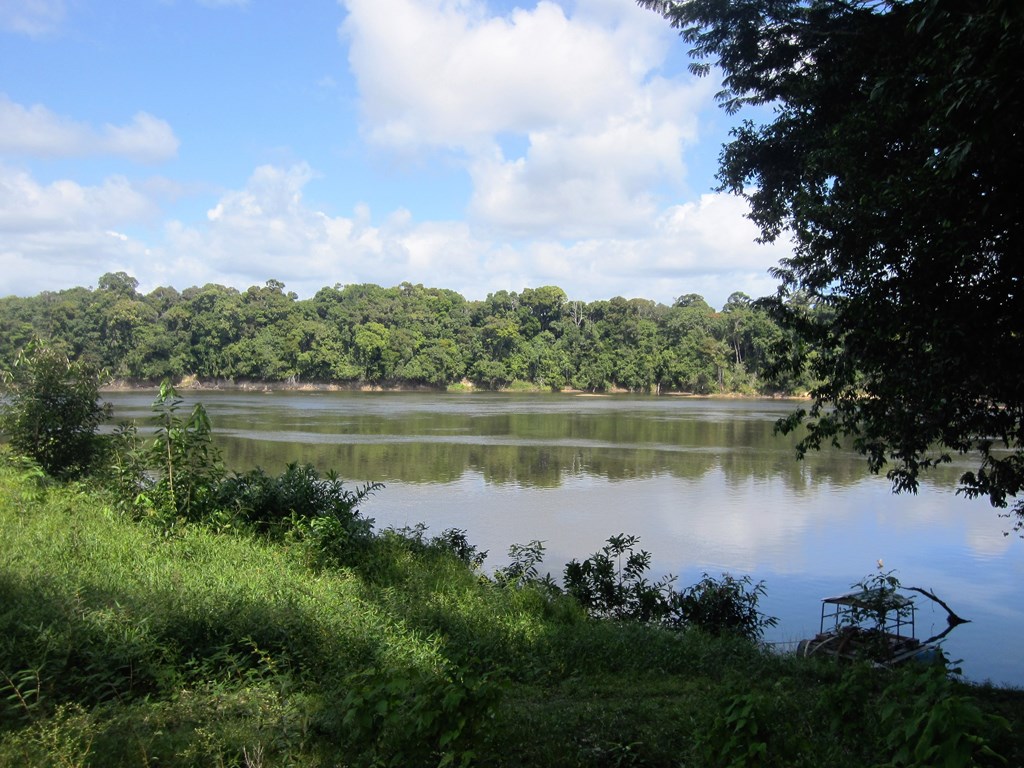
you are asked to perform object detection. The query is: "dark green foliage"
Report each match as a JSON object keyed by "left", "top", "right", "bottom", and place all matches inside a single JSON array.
[
  {"left": 843, "top": 569, "right": 913, "bottom": 635},
  {"left": 564, "top": 535, "right": 777, "bottom": 641},
  {"left": 493, "top": 539, "right": 548, "bottom": 588},
  {"left": 698, "top": 693, "right": 771, "bottom": 768},
  {"left": 145, "top": 381, "right": 224, "bottom": 521},
  {"left": 215, "top": 462, "right": 380, "bottom": 570},
  {"left": 215, "top": 462, "right": 379, "bottom": 539},
  {"left": 339, "top": 663, "right": 502, "bottom": 767},
  {"left": 667, "top": 572, "right": 778, "bottom": 641},
  {"left": 388, "top": 523, "right": 489, "bottom": 569},
  {"left": 640, "top": 0, "right": 1024, "bottom": 526},
  {"left": 821, "top": 663, "right": 1011, "bottom": 768},
  {"left": 873, "top": 665, "right": 1010, "bottom": 768},
  {"left": 563, "top": 534, "right": 674, "bottom": 623},
  {"left": 0, "top": 274, "right": 799, "bottom": 396},
  {"left": 0, "top": 341, "right": 110, "bottom": 479}
]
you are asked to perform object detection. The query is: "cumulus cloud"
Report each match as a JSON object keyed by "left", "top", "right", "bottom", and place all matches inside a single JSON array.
[
  {"left": 0, "top": 95, "right": 179, "bottom": 163},
  {"left": 343, "top": 0, "right": 670, "bottom": 146},
  {"left": 0, "top": 164, "right": 157, "bottom": 231},
  {"left": 496, "top": 193, "right": 789, "bottom": 304},
  {"left": 0, "top": 163, "right": 158, "bottom": 296},
  {"left": 1, "top": 156, "right": 785, "bottom": 307},
  {"left": 130, "top": 162, "right": 777, "bottom": 306},
  {"left": 99, "top": 113, "right": 180, "bottom": 163},
  {"left": 468, "top": 107, "right": 694, "bottom": 238},
  {"left": 155, "top": 163, "right": 490, "bottom": 296},
  {"left": 340, "top": 0, "right": 709, "bottom": 238}
]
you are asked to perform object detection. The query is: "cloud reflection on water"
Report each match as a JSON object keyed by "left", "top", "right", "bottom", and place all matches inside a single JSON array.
[{"left": 103, "top": 390, "right": 1023, "bottom": 686}]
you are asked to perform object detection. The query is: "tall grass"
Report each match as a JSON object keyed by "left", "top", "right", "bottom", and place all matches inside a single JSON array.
[
  {"left": 0, "top": 465, "right": 442, "bottom": 765},
  {"left": 2, "top": 462, "right": 1022, "bottom": 767}
]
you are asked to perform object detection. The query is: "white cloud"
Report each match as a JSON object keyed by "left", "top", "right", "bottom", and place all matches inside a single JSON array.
[
  {"left": 468, "top": 105, "right": 695, "bottom": 238},
  {"left": 0, "top": 198, "right": 154, "bottom": 298},
  {"left": 0, "top": 164, "right": 156, "bottom": 230},
  {"left": 1, "top": 159, "right": 785, "bottom": 307},
  {"left": 0, "top": 96, "right": 82, "bottom": 156},
  {"left": 99, "top": 112, "right": 180, "bottom": 163},
  {"left": 344, "top": 0, "right": 663, "bottom": 145},
  {"left": 0, "top": 163, "right": 159, "bottom": 295},
  {"left": 0, "top": 0, "right": 67, "bottom": 37},
  {"left": 655, "top": 193, "right": 786, "bottom": 273},
  {"left": 155, "top": 162, "right": 782, "bottom": 306},
  {"left": 497, "top": 194, "right": 788, "bottom": 305},
  {"left": 160, "top": 163, "right": 493, "bottom": 296},
  {"left": 340, "top": 0, "right": 709, "bottom": 237},
  {"left": 0, "top": 95, "right": 179, "bottom": 163}
]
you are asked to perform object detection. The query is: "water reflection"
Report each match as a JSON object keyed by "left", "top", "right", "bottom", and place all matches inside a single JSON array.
[{"left": 103, "top": 390, "right": 1023, "bottom": 687}]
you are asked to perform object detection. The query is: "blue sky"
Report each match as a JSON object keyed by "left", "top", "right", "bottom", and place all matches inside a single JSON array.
[{"left": 0, "top": 0, "right": 791, "bottom": 309}]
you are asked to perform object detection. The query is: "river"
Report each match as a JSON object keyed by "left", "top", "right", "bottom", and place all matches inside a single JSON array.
[{"left": 103, "top": 389, "right": 1024, "bottom": 688}]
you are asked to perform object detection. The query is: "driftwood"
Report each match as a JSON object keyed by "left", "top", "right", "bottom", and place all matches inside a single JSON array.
[{"left": 906, "top": 586, "right": 970, "bottom": 645}]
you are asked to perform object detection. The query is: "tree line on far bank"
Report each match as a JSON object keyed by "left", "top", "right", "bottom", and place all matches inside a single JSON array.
[{"left": 0, "top": 272, "right": 812, "bottom": 394}]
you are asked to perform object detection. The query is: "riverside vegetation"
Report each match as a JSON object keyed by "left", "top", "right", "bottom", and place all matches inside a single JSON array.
[
  {"left": 0, "top": 273, "right": 806, "bottom": 395},
  {"left": 2, "top": 347, "right": 1024, "bottom": 766}
]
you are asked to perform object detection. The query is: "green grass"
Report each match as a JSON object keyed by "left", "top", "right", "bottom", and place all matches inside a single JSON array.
[{"left": 2, "top": 462, "right": 1022, "bottom": 767}]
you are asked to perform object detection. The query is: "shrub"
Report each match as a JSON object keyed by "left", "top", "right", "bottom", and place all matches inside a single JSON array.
[
  {"left": 430, "top": 527, "right": 488, "bottom": 569},
  {"left": 563, "top": 536, "right": 777, "bottom": 642},
  {"left": 217, "top": 463, "right": 378, "bottom": 534},
  {"left": 875, "top": 665, "right": 1009, "bottom": 767},
  {"left": 381, "top": 524, "right": 489, "bottom": 570},
  {"left": 563, "top": 534, "right": 674, "bottom": 623},
  {"left": 668, "top": 573, "right": 778, "bottom": 642},
  {"left": 494, "top": 539, "right": 549, "bottom": 589},
  {"left": 0, "top": 341, "right": 110, "bottom": 479},
  {"left": 215, "top": 462, "right": 380, "bottom": 570},
  {"left": 107, "top": 381, "right": 225, "bottom": 523}
]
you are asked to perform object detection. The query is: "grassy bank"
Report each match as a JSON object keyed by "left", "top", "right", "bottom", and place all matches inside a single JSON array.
[{"left": 1, "top": 463, "right": 1022, "bottom": 767}]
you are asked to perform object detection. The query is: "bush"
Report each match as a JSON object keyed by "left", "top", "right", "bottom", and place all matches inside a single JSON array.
[
  {"left": 563, "top": 536, "right": 777, "bottom": 642},
  {"left": 494, "top": 539, "right": 548, "bottom": 589},
  {"left": 107, "top": 381, "right": 225, "bottom": 523},
  {"left": 215, "top": 462, "right": 381, "bottom": 569},
  {"left": 563, "top": 534, "right": 673, "bottom": 622},
  {"left": 0, "top": 341, "right": 110, "bottom": 479},
  {"left": 430, "top": 527, "right": 488, "bottom": 569},
  {"left": 668, "top": 573, "right": 778, "bottom": 642}
]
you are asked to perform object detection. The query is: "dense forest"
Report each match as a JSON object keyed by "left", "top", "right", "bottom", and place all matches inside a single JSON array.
[{"left": 0, "top": 272, "right": 809, "bottom": 394}]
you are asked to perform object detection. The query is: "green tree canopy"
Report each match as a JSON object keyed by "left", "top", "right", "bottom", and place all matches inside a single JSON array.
[
  {"left": 0, "top": 275, "right": 795, "bottom": 394},
  {"left": 641, "top": 0, "right": 1024, "bottom": 526}
]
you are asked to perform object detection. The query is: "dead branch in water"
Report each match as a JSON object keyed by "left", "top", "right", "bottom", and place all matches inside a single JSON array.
[
  {"left": 905, "top": 586, "right": 970, "bottom": 626},
  {"left": 906, "top": 585, "right": 970, "bottom": 645}
]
